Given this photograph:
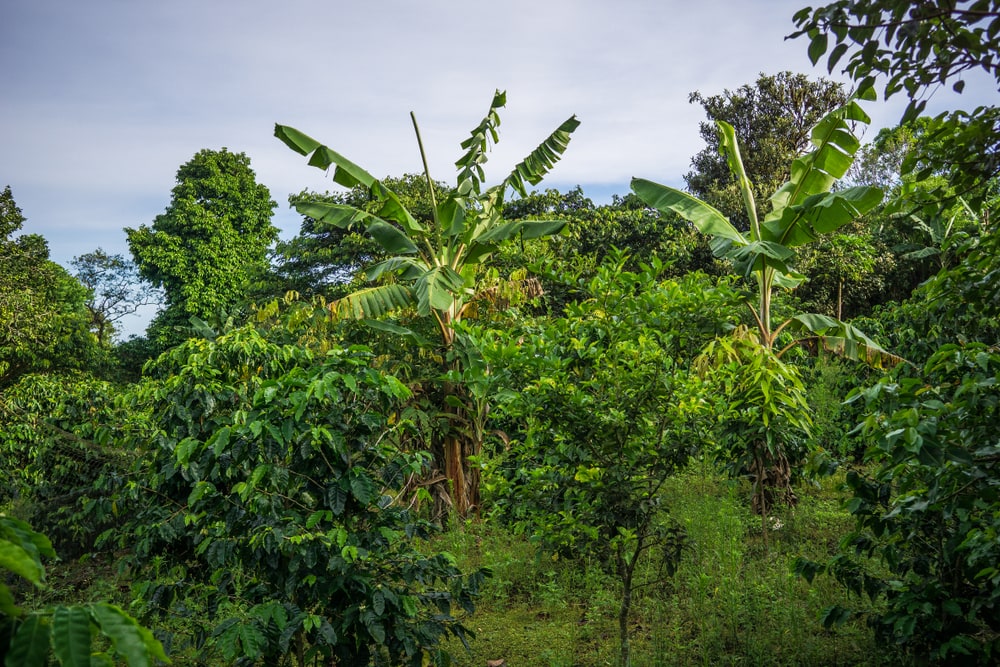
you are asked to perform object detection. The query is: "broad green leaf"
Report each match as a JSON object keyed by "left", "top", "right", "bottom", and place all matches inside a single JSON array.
[
  {"left": 332, "top": 284, "right": 415, "bottom": 320},
  {"left": 361, "top": 319, "right": 433, "bottom": 348},
  {"left": 0, "top": 539, "right": 45, "bottom": 587},
  {"left": 717, "top": 121, "right": 759, "bottom": 237},
  {"left": 274, "top": 124, "right": 376, "bottom": 190},
  {"left": 631, "top": 178, "right": 746, "bottom": 246},
  {"left": 414, "top": 265, "right": 465, "bottom": 315},
  {"left": 366, "top": 220, "right": 419, "bottom": 254},
  {"left": 369, "top": 181, "right": 424, "bottom": 234},
  {"left": 51, "top": 606, "right": 92, "bottom": 667},
  {"left": 503, "top": 115, "right": 581, "bottom": 197},
  {"left": 785, "top": 314, "right": 907, "bottom": 368},
  {"left": 518, "top": 219, "right": 568, "bottom": 240},
  {"left": 0, "top": 583, "right": 21, "bottom": 616},
  {"left": 438, "top": 198, "right": 466, "bottom": 237},
  {"left": 208, "top": 426, "right": 231, "bottom": 456},
  {"left": 6, "top": 614, "right": 51, "bottom": 667},
  {"left": 365, "top": 256, "right": 427, "bottom": 282},
  {"left": 237, "top": 624, "right": 266, "bottom": 660},
  {"left": 292, "top": 201, "right": 374, "bottom": 229},
  {"left": 91, "top": 603, "right": 169, "bottom": 667},
  {"left": 349, "top": 470, "right": 378, "bottom": 504}
]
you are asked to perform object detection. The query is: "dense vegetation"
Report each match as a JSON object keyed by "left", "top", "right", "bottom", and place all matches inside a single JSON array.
[{"left": 3, "top": 2, "right": 1000, "bottom": 665}]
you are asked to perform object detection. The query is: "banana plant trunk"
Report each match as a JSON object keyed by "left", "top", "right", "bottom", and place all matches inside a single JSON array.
[{"left": 435, "top": 309, "right": 481, "bottom": 519}]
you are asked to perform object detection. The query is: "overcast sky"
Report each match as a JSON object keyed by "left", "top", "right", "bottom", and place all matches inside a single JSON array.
[{"left": 1, "top": 0, "right": 991, "bottom": 336}]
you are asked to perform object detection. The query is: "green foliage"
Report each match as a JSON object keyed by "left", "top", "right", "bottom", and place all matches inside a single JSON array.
[
  {"left": 798, "top": 343, "right": 1000, "bottom": 662},
  {"left": 633, "top": 94, "right": 886, "bottom": 357},
  {"left": 117, "top": 327, "right": 485, "bottom": 665},
  {"left": 685, "top": 72, "right": 848, "bottom": 229},
  {"left": 695, "top": 331, "right": 813, "bottom": 516},
  {"left": 264, "top": 175, "right": 454, "bottom": 300},
  {"left": 1, "top": 516, "right": 168, "bottom": 667},
  {"left": 275, "top": 90, "right": 580, "bottom": 517},
  {"left": 483, "top": 253, "right": 740, "bottom": 665},
  {"left": 126, "top": 149, "right": 278, "bottom": 349},
  {"left": 791, "top": 0, "right": 1000, "bottom": 209},
  {"left": 0, "top": 186, "right": 100, "bottom": 388},
  {"left": 72, "top": 249, "right": 162, "bottom": 346},
  {"left": 0, "top": 373, "right": 140, "bottom": 556}
]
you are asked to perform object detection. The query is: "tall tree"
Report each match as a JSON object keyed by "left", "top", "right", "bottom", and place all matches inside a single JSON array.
[
  {"left": 126, "top": 148, "right": 278, "bottom": 347},
  {"left": 791, "top": 0, "right": 1000, "bottom": 209},
  {"left": 0, "top": 186, "right": 96, "bottom": 387},
  {"left": 71, "top": 249, "right": 162, "bottom": 345},
  {"left": 685, "top": 72, "right": 848, "bottom": 229}
]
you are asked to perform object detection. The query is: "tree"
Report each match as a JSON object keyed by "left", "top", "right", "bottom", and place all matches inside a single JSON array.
[
  {"left": 71, "top": 248, "right": 162, "bottom": 345},
  {"left": 796, "top": 343, "right": 1000, "bottom": 662},
  {"left": 633, "top": 95, "right": 893, "bottom": 522},
  {"left": 791, "top": 0, "right": 1000, "bottom": 209},
  {"left": 0, "top": 186, "right": 97, "bottom": 388},
  {"left": 487, "top": 255, "right": 739, "bottom": 667},
  {"left": 126, "top": 149, "right": 278, "bottom": 348},
  {"left": 275, "top": 90, "right": 580, "bottom": 517},
  {"left": 117, "top": 327, "right": 485, "bottom": 666},
  {"left": 685, "top": 72, "right": 848, "bottom": 229}
]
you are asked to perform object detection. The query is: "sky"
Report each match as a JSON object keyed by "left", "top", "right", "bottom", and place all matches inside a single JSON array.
[{"left": 1, "top": 0, "right": 993, "bottom": 337}]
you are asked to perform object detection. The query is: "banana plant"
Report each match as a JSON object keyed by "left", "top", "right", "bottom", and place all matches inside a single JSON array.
[
  {"left": 633, "top": 93, "right": 901, "bottom": 524},
  {"left": 632, "top": 92, "right": 900, "bottom": 366},
  {"left": 275, "top": 91, "right": 579, "bottom": 517}
]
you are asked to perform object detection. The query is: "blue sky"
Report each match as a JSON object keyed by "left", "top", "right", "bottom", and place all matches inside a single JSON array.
[{"left": 1, "top": 0, "right": 992, "bottom": 336}]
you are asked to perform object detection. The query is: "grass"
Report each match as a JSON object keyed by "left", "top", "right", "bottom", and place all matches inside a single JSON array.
[
  {"left": 11, "top": 462, "right": 900, "bottom": 666},
  {"left": 436, "top": 461, "right": 898, "bottom": 667}
]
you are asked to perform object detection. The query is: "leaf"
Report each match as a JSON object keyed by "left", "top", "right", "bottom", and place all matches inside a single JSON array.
[
  {"left": 6, "top": 614, "right": 51, "bottom": 667},
  {"left": 717, "top": 121, "right": 759, "bottom": 237},
  {"left": 0, "top": 583, "right": 21, "bottom": 616},
  {"left": 455, "top": 90, "right": 507, "bottom": 194},
  {"left": 631, "top": 178, "right": 746, "bottom": 246},
  {"left": 208, "top": 426, "right": 231, "bottom": 456},
  {"left": 91, "top": 603, "right": 169, "bottom": 667},
  {"left": 332, "top": 284, "right": 415, "bottom": 320},
  {"left": 277, "top": 125, "right": 423, "bottom": 234},
  {"left": 503, "top": 115, "right": 581, "bottom": 197},
  {"left": 365, "top": 256, "right": 428, "bottom": 282},
  {"left": 808, "top": 32, "right": 828, "bottom": 64},
  {"left": 361, "top": 319, "right": 433, "bottom": 348},
  {"left": 0, "top": 539, "right": 45, "bottom": 588},
  {"left": 349, "top": 470, "right": 378, "bottom": 505},
  {"left": 51, "top": 606, "right": 93, "bottom": 667},
  {"left": 414, "top": 265, "right": 465, "bottom": 315},
  {"left": 785, "top": 314, "right": 908, "bottom": 368},
  {"left": 274, "top": 124, "right": 376, "bottom": 190},
  {"left": 819, "top": 605, "right": 852, "bottom": 628},
  {"left": 366, "top": 221, "right": 419, "bottom": 255},
  {"left": 291, "top": 200, "right": 374, "bottom": 229},
  {"left": 237, "top": 624, "right": 266, "bottom": 660}
]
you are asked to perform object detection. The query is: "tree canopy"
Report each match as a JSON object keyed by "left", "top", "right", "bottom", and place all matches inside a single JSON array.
[
  {"left": 126, "top": 148, "right": 278, "bottom": 347},
  {"left": 0, "top": 186, "right": 97, "bottom": 388},
  {"left": 791, "top": 0, "right": 1000, "bottom": 207},
  {"left": 685, "top": 72, "right": 847, "bottom": 229}
]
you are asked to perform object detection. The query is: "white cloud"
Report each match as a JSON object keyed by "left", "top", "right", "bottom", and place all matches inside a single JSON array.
[{"left": 2, "top": 0, "right": 995, "bottom": 341}]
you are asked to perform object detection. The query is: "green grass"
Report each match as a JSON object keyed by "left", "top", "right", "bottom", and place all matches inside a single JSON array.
[
  {"left": 437, "top": 462, "right": 898, "bottom": 667},
  {"left": 18, "top": 463, "right": 901, "bottom": 666}
]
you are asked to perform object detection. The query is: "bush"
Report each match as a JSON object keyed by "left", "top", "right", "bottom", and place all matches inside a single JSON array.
[{"left": 117, "top": 326, "right": 486, "bottom": 666}]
